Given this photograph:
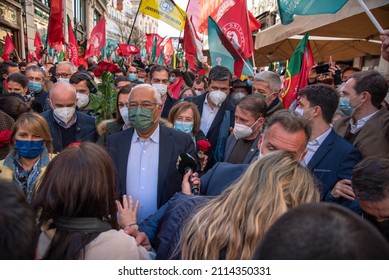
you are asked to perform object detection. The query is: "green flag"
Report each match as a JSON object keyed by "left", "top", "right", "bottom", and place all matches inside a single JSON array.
[
  {"left": 277, "top": 0, "right": 348, "bottom": 25},
  {"left": 151, "top": 36, "right": 157, "bottom": 61}
]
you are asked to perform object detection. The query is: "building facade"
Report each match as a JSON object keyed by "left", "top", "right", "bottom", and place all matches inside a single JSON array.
[{"left": 1, "top": 0, "right": 157, "bottom": 61}]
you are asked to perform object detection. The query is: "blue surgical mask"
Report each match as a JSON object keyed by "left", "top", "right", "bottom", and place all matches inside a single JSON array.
[
  {"left": 129, "top": 73, "right": 137, "bottom": 81},
  {"left": 246, "top": 80, "right": 253, "bottom": 86},
  {"left": 174, "top": 121, "right": 193, "bottom": 134},
  {"left": 338, "top": 97, "right": 354, "bottom": 116},
  {"left": 138, "top": 78, "right": 145, "bottom": 83},
  {"left": 169, "top": 77, "right": 175, "bottom": 83},
  {"left": 28, "top": 81, "right": 42, "bottom": 93},
  {"left": 15, "top": 140, "right": 45, "bottom": 159}
]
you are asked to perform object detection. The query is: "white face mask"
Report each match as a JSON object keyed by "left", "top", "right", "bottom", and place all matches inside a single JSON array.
[
  {"left": 57, "top": 78, "right": 70, "bottom": 83},
  {"left": 76, "top": 92, "right": 90, "bottom": 108},
  {"left": 209, "top": 90, "right": 227, "bottom": 106},
  {"left": 53, "top": 107, "right": 76, "bottom": 124},
  {"left": 233, "top": 117, "right": 261, "bottom": 139},
  {"left": 152, "top": 84, "right": 168, "bottom": 96},
  {"left": 295, "top": 107, "right": 304, "bottom": 116},
  {"left": 119, "top": 107, "right": 130, "bottom": 126},
  {"left": 295, "top": 107, "right": 314, "bottom": 121},
  {"left": 194, "top": 90, "right": 202, "bottom": 96}
]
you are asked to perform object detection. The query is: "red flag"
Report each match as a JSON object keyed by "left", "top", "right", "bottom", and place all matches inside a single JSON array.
[
  {"left": 146, "top": 33, "right": 164, "bottom": 56},
  {"left": 85, "top": 17, "right": 106, "bottom": 59},
  {"left": 34, "top": 32, "right": 43, "bottom": 49},
  {"left": 67, "top": 15, "right": 79, "bottom": 66},
  {"left": 34, "top": 48, "right": 43, "bottom": 62},
  {"left": 118, "top": 44, "right": 140, "bottom": 56},
  {"left": 1, "top": 33, "right": 16, "bottom": 61},
  {"left": 163, "top": 38, "right": 173, "bottom": 65},
  {"left": 168, "top": 76, "right": 184, "bottom": 99},
  {"left": 28, "top": 51, "right": 35, "bottom": 63},
  {"left": 47, "top": 0, "right": 64, "bottom": 48},
  {"left": 183, "top": 15, "right": 207, "bottom": 72},
  {"left": 248, "top": 11, "right": 261, "bottom": 31},
  {"left": 218, "top": 0, "right": 253, "bottom": 60},
  {"left": 191, "top": 0, "right": 225, "bottom": 34}
]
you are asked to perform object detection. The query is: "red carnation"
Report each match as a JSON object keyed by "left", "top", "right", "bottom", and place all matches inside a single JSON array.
[
  {"left": 197, "top": 139, "right": 211, "bottom": 154},
  {"left": 0, "top": 130, "right": 11, "bottom": 147}
]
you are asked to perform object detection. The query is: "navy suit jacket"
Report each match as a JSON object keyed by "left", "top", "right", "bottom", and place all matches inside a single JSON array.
[
  {"left": 224, "top": 133, "right": 260, "bottom": 164},
  {"left": 186, "top": 93, "right": 235, "bottom": 164},
  {"left": 200, "top": 162, "right": 248, "bottom": 196},
  {"left": 307, "top": 129, "right": 361, "bottom": 200},
  {"left": 106, "top": 125, "right": 196, "bottom": 208},
  {"left": 161, "top": 94, "right": 178, "bottom": 119}
]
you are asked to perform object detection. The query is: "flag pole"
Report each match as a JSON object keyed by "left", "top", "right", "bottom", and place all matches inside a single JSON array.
[
  {"left": 129, "top": 1, "right": 142, "bottom": 43},
  {"left": 357, "top": 0, "right": 383, "bottom": 34}
]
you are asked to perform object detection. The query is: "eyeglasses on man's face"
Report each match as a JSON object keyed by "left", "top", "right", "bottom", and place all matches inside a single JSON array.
[{"left": 128, "top": 101, "right": 158, "bottom": 110}]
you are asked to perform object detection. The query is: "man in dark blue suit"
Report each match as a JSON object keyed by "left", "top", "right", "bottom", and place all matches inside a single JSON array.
[
  {"left": 149, "top": 65, "right": 178, "bottom": 119},
  {"left": 106, "top": 84, "right": 196, "bottom": 222},
  {"left": 186, "top": 66, "right": 235, "bottom": 167},
  {"left": 296, "top": 84, "right": 361, "bottom": 211},
  {"left": 200, "top": 110, "right": 311, "bottom": 196}
]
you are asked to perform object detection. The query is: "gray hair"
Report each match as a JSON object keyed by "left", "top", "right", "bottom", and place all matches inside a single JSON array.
[
  {"left": 265, "top": 109, "right": 311, "bottom": 144},
  {"left": 128, "top": 84, "right": 161, "bottom": 104},
  {"left": 254, "top": 71, "right": 282, "bottom": 93},
  {"left": 25, "top": 65, "right": 46, "bottom": 78},
  {"left": 57, "top": 61, "right": 77, "bottom": 74}
]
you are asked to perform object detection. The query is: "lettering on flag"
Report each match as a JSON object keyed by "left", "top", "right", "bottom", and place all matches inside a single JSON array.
[{"left": 139, "top": 0, "right": 186, "bottom": 31}]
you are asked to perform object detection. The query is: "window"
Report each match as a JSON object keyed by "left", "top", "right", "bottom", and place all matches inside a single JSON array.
[
  {"left": 74, "top": 0, "right": 86, "bottom": 24},
  {"left": 93, "top": 11, "right": 101, "bottom": 26}
]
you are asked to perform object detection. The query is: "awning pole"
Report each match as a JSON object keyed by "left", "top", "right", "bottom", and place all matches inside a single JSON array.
[{"left": 357, "top": 0, "right": 384, "bottom": 34}]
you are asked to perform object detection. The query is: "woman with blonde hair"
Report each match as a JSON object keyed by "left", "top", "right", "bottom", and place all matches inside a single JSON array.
[
  {"left": 178, "top": 151, "right": 320, "bottom": 260},
  {"left": 0, "top": 112, "right": 53, "bottom": 203}
]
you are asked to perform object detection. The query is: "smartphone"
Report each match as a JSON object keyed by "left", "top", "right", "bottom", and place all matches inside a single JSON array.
[{"left": 315, "top": 64, "right": 330, "bottom": 74}]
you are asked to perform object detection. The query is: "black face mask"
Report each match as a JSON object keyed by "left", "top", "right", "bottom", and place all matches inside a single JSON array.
[
  {"left": 363, "top": 211, "right": 389, "bottom": 242},
  {"left": 20, "top": 71, "right": 26, "bottom": 75}
]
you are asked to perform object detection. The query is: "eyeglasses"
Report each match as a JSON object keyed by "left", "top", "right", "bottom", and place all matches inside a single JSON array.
[
  {"left": 56, "top": 73, "right": 72, "bottom": 78},
  {"left": 128, "top": 102, "right": 158, "bottom": 110}
]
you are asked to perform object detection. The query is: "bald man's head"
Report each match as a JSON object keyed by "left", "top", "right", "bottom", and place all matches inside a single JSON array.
[{"left": 49, "top": 82, "right": 77, "bottom": 109}]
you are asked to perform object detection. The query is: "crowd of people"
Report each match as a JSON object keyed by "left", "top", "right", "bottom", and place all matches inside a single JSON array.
[{"left": 0, "top": 31, "right": 389, "bottom": 260}]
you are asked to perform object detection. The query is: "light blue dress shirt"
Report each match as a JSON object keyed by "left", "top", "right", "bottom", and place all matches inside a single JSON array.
[{"left": 126, "top": 125, "right": 160, "bottom": 223}]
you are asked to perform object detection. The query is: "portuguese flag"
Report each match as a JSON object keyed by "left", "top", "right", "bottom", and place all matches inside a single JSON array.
[{"left": 280, "top": 33, "right": 313, "bottom": 109}]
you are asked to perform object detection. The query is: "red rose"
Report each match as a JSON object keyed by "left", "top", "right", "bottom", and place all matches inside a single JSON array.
[
  {"left": 94, "top": 68, "right": 102, "bottom": 77},
  {"left": 197, "top": 139, "right": 211, "bottom": 153},
  {"left": 108, "top": 64, "right": 118, "bottom": 74}
]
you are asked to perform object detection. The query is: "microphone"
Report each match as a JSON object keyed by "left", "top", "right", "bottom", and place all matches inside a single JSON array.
[{"left": 176, "top": 153, "right": 199, "bottom": 195}]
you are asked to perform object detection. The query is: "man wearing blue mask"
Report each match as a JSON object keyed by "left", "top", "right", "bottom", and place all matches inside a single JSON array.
[
  {"left": 128, "top": 66, "right": 138, "bottom": 82},
  {"left": 106, "top": 84, "right": 196, "bottom": 223},
  {"left": 333, "top": 70, "right": 389, "bottom": 159},
  {"left": 25, "top": 65, "right": 50, "bottom": 112}
]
